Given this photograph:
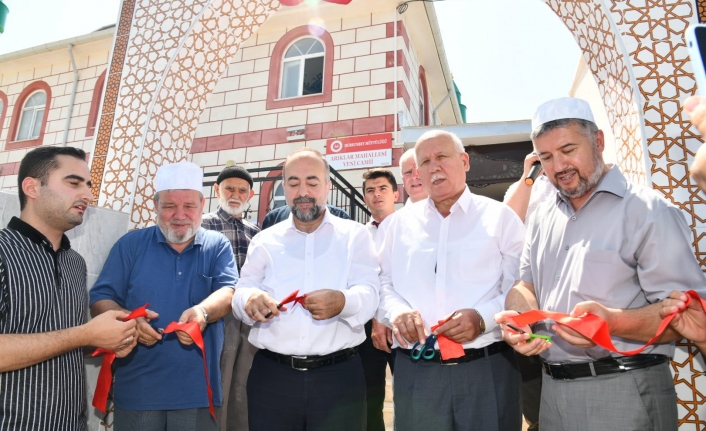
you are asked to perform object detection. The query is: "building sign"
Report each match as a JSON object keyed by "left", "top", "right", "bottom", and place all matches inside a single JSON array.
[{"left": 325, "top": 133, "right": 392, "bottom": 171}]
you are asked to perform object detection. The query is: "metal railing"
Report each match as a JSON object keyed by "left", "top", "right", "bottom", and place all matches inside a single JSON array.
[{"left": 203, "top": 165, "right": 370, "bottom": 225}]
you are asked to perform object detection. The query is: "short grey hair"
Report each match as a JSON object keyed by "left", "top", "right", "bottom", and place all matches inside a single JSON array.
[
  {"left": 399, "top": 148, "right": 417, "bottom": 175},
  {"left": 530, "top": 118, "right": 599, "bottom": 145},
  {"left": 414, "top": 130, "right": 464, "bottom": 159}
]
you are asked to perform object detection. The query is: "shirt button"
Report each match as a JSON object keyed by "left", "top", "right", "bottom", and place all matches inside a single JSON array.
[
  {"left": 571, "top": 216, "right": 577, "bottom": 221},
  {"left": 565, "top": 245, "right": 569, "bottom": 251},
  {"left": 555, "top": 275, "right": 560, "bottom": 280},
  {"left": 178, "top": 271, "right": 182, "bottom": 275}
]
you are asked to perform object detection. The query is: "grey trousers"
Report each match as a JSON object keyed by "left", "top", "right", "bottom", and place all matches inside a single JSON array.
[
  {"left": 539, "top": 361, "right": 677, "bottom": 431},
  {"left": 393, "top": 346, "right": 522, "bottom": 431},
  {"left": 114, "top": 407, "right": 221, "bottom": 431},
  {"left": 219, "top": 313, "right": 258, "bottom": 431}
]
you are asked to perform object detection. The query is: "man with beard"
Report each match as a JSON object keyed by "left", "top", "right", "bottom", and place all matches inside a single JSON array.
[
  {"left": 0, "top": 146, "right": 138, "bottom": 430},
  {"left": 90, "top": 161, "right": 239, "bottom": 431},
  {"left": 398, "top": 148, "right": 428, "bottom": 205},
  {"left": 231, "top": 147, "right": 380, "bottom": 431},
  {"left": 495, "top": 97, "right": 706, "bottom": 431},
  {"left": 377, "top": 130, "right": 525, "bottom": 431},
  {"left": 202, "top": 165, "right": 259, "bottom": 431}
]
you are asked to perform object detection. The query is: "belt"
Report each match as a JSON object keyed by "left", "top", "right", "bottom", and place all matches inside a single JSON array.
[
  {"left": 259, "top": 347, "right": 358, "bottom": 371},
  {"left": 397, "top": 341, "right": 510, "bottom": 365},
  {"left": 541, "top": 354, "right": 669, "bottom": 380}
]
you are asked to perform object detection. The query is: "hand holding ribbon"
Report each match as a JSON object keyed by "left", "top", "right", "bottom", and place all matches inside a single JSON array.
[
  {"left": 258, "top": 289, "right": 307, "bottom": 320},
  {"left": 499, "top": 290, "right": 706, "bottom": 357},
  {"left": 163, "top": 321, "right": 216, "bottom": 420},
  {"left": 430, "top": 311, "right": 465, "bottom": 361},
  {"left": 92, "top": 304, "right": 150, "bottom": 413}
]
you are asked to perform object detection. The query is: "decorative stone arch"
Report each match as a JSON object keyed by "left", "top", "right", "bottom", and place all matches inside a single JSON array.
[{"left": 89, "top": 1, "right": 705, "bottom": 424}]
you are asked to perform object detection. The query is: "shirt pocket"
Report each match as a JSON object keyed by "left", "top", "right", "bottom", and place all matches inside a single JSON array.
[
  {"left": 574, "top": 248, "right": 619, "bottom": 301},
  {"left": 189, "top": 275, "right": 214, "bottom": 305},
  {"left": 457, "top": 242, "right": 501, "bottom": 285}
]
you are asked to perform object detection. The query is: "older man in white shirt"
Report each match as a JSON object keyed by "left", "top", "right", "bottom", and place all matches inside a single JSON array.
[
  {"left": 231, "top": 147, "right": 380, "bottom": 431},
  {"left": 378, "top": 130, "right": 525, "bottom": 431},
  {"left": 399, "top": 148, "right": 428, "bottom": 206}
]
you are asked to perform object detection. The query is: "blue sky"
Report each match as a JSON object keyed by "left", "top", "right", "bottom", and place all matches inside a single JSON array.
[{"left": 0, "top": 0, "right": 581, "bottom": 122}]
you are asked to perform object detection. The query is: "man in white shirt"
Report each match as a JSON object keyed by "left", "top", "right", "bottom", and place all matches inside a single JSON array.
[
  {"left": 378, "top": 130, "right": 526, "bottom": 431},
  {"left": 399, "top": 148, "right": 428, "bottom": 206},
  {"left": 231, "top": 147, "right": 380, "bottom": 431},
  {"left": 360, "top": 168, "right": 398, "bottom": 431}
]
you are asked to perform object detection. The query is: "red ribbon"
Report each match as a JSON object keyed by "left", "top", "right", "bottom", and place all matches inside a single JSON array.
[
  {"left": 163, "top": 321, "right": 216, "bottom": 421},
  {"left": 280, "top": 0, "right": 352, "bottom": 6},
  {"left": 91, "top": 304, "right": 150, "bottom": 413},
  {"left": 279, "top": 289, "right": 307, "bottom": 308},
  {"left": 507, "top": 290, "right": 706, "bottom": 356},
  {"left": 430, "top": 314, "right": 465, "bottom": 361}
]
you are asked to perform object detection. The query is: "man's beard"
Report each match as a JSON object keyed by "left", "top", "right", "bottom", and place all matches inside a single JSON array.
[
  {"left": 219, "top": 195, "right": 246, "bottom": 217},
  {"left": 290, "top": 196, "right": 324, "bottom": 222},
  {"left": 555, "top": 155, "right": 605, "bottom": 200},
  {"left": 158, "top": 221, "right": 197, "bottom": 244}
]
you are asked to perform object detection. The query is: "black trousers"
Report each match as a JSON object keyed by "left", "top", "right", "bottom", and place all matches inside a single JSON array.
[
  {"left": 359, "top": 320, "right": 394, "bottom": 431},
  {"left": 247, "top": 350, "right": 366, "bottom": 431},
  {"left": 515, "top": 352, "right": 542, "bottom": 430}
]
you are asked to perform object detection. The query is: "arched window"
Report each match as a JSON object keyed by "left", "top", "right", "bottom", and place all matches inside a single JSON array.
[
  {"left": 6, "top": 80, "right": 52, "bottom": 150},
  {"left": 281, "top": 38, "right": 325, "bottom": 99},
  {"left": 86, "top": 69, "right": 107, "bottom": 138},
  {"left": 272, "top": 181, "right": 286, "bottom": 209},
  {"left": 17, "top": 92, "right": 47, "bottom": 141},
  {"left": 266, "top": 26, "right": 334, "bottom": 110},
  {"left": 0, "top": 91, "right": 7, "bottom": 137}
]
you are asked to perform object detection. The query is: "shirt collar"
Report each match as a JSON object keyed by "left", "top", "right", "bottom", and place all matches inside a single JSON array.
[
  {"left": 8, "top": 216, "right": 71, "bottom": 252},
  {"left": 556, "top": 164, "right": 626, "bottom": 206},
  {"left": 425, "top": 186, "right": 473, "bottom": 217},
  {"left": 216, "top": 206, "right": 243, "bottom": 224},
  {"left": 286, "top": 206, "right": 334, "bottom": 234}
]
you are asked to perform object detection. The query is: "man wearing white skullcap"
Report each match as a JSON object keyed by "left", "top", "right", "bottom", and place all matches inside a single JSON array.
[
  {"left": 495, "top": 97, "right": 706, "bottom": 431},
  {"left": 90, "top": 161, "right": 239, "bottom": 431}
]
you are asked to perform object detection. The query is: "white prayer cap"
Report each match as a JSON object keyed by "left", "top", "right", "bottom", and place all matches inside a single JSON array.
[
  {"left": 531, "top": 97, "right": 595, "bottom": 132},
  {"left": 154, "top": 161, "right": 203, "bottom": 193}
]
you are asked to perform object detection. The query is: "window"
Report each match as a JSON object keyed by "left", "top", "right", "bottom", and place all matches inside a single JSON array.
[
  {"left": 6, "top": 80, "right": 52, "bottom": 150},
  {"left": 281, "top": 38, "right": 325, "bottom": 99},
  {"left": 272, "top": 181, "right": 286, "bottom": 209},
  {"left": 17, "top": 92, "right": 46, "bottom": 141},
  {"left": 418, "top": 66, "right": 430, "bottom": 126},
  {"left": 419, "top": 77, "right": 425, "bottom": 126},
  {"left": 266, "top": 26, "right": 334, "bottom": 110},
  {"left": 0, "top": 91, "right": 7, "bottom": 137},
  {"left": 86, "top": 70, "right": 107, "bottom": 138}
]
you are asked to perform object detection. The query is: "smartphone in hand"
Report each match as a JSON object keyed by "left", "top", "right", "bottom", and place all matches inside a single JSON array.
[{"left": 687, "top": 25, "right": 706, "bottom": 95}]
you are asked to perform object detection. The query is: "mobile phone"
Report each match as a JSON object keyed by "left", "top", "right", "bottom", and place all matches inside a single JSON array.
[{"left": 686, "top": 25, "right": 706, "bottom": 95}]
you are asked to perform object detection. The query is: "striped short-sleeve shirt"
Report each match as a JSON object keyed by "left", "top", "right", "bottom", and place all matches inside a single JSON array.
[{"left": 0, "top": 217, "right": 88, "bottom": 431}]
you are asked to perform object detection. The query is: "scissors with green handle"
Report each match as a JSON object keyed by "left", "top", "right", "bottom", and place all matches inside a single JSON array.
[{"left": 507, "top": 323, "right": 552, "bottom": 342}]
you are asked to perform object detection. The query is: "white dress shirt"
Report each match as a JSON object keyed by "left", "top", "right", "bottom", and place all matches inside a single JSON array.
[
  {"left": 232, "top": 209, "right": 380, "bottom": 356},
  {"left": 365, "top": 214, "right": 394, "bottom": 252},
  {"left": 377, "top": 186, "right": 525, "bottom": 349}
]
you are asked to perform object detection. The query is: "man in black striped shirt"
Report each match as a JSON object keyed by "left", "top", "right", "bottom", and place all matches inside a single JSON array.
[{"left": 0, "top": 146, "right": 139, "bottom": 431}]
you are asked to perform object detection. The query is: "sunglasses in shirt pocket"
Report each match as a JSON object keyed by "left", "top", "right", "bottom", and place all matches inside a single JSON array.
[{"left": 189, "top": 274, "right": 214, "bottom": 306}]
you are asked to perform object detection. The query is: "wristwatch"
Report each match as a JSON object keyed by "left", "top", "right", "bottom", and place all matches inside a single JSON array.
[
  {"left": 472, "top": 309, "right": 486, "bottom": 334},
  {"left": 197, "top": 305, "right": 209, "bottom": 324}
]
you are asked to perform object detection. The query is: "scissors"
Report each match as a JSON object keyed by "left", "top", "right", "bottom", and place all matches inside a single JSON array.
[
  {"left": 410, "top": 310, "right": 459, "bottom": 362},
  {"left": 410, "top": 334, "right": 438, "bottom": 362},
  {"left": 506, "top": 323, "right": 552, "bottom": 342}
]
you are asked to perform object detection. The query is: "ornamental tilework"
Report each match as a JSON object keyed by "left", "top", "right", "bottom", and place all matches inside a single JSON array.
[{"left": 92, "top": 0, "right": 280, "bottom": 227}]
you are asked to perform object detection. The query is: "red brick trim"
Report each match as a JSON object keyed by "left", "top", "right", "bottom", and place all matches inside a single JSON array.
[
  {"left": 0, "top": 161, "right": 19, "bottom": 177},
  {"left": 189, "top": 115, "right": 397, "bottom": 154},
  {"left": 419, "top": 65, "right": 430, "bottom": 126},
  {"left": 257, "top": 161, "right": 285, "bottom": 226},
  {"left": 6, "top": 81, "right": 52, "bottom": 150},
  {"left": 0, "top": 91, "right": 7, "bottom": 139},
  {"left": 85, "top": 69, "right": 107, "bottom": 138},
  {"left": 266, "top": 25, "right": 334, "bottom": 110},
  {"left": 385, "top": 21, "right": 409, "bottom": 48}
]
